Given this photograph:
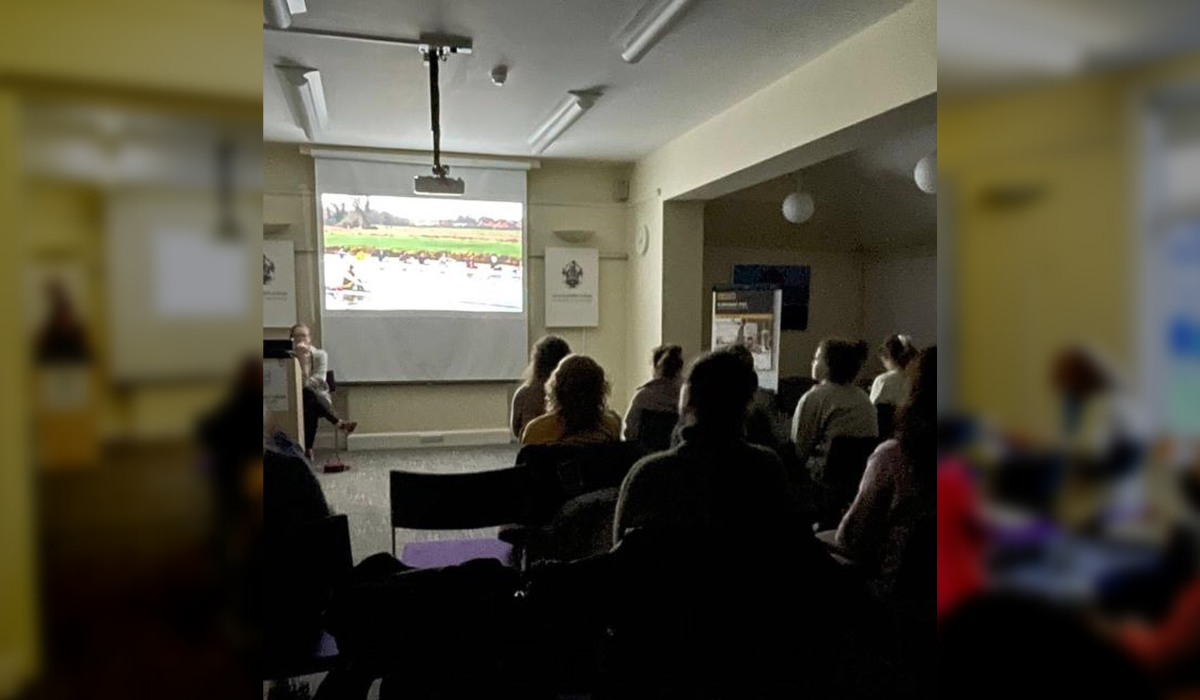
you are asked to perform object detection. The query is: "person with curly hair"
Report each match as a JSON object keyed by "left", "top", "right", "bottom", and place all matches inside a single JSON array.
[{"left": 521, "top": 354, "right": 621, "bottom": 445}]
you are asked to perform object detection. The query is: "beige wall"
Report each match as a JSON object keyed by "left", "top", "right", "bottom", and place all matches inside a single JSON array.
[
  {"left": 863, "top": 249, "right": 937, "bottom": 352},
  {"left": 263, "top": 144, "right": 634, "bottom": 438},
  {"left": 702, "top": 200, "right": 936, "bottom": 379},
  {"left": 703, "top": 245, "right": 864, "bottom": 378},
  {"left": 661, "top": 201, "right": 706, "bottom": 361},
  {"left": 623, "top": 198, "right": 665, "bottom": 404},
  {"left": 629, "top": 0, "right": 935, "bottom": 203}
]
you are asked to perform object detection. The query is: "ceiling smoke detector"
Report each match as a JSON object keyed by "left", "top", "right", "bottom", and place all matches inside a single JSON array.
[{"left": 491, "top": 65, "right": 508, "bottom": 86}]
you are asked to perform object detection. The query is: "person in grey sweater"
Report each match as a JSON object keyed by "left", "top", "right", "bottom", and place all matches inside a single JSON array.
[
  {"left": 790, "top": 338, "right": 878, "bottom": 484},
  {"left": 622, "top": 344, "right": 684, "bottom": 444}
]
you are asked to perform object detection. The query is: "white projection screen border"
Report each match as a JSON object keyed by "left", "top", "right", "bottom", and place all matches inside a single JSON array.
[{"left": 313, "top": 156, "right": 529, "bottom": 383}]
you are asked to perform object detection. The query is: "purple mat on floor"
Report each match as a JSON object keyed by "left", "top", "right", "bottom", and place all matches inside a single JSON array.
[{"left": 400, "top": 538, "right": 514, "bottom": 569}]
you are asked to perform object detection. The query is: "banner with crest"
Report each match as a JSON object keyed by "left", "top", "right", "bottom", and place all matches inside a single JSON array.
[{"left": 545, "top": 246, "right": 598, "bottom": 328}]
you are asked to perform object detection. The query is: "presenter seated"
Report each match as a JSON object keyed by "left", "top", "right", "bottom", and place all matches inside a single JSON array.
[
  {"left": 290, "top": 323, "right": 357, "bottom": 459},
  {"left": 521, "top": 354, "right": 621, "bottom": 446}
]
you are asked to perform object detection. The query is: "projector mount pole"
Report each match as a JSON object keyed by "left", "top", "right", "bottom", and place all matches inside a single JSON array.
[{"left": 423, "top": 46, "right": 450, "bottom": 180}]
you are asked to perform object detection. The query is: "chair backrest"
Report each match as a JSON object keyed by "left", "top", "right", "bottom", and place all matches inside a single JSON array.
[
  {"left": 635, "top": 410, "right": 679, "bottom": 453},
  {"left": 390, "top": 468, "right": 533, "bottom": 531},
  {"left": 516, "top": 442, "right": 646, "bottom": 524},
  {"left": 265, "top": 514, "right": 353, "bottom": 658},
  {"left": 876, "top": 403, "right": 897, "bottom": 440},
  {"left": 824, "top": 436, "right": 881, "bottom": 493}
]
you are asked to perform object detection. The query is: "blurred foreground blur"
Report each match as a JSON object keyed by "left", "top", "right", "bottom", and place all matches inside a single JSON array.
[
  {"left": 940, "top": 2, "right": 1200, "bottom": 698},
  {"left": 0, "top": 2, "right": 260, "bottom": 699}
]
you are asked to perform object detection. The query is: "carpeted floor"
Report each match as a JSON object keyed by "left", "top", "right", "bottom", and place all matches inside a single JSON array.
[{"left": 310, "top": 443, "right": 521, "bottom": 563}]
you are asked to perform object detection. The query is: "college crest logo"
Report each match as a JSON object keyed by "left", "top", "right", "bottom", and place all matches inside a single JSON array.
[
  {"left": 263, "top": 254, "right": 276, "bottom": 285},
  {"left": 562, "top": 259, "right": 583, "bottom": 289}
]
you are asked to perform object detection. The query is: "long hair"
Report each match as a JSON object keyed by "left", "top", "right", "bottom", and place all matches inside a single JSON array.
[
  {"left": 522, "top": 335, "right": 571, "bottom": 389},
  {"left": 546, "top": 354, "right": 610, "bottom": 435},
  {"left": 652, "top": 344, "right": 684, "bottom": 380},
  {"left": 897, "top": 346, "right": 936, "bottom": 478}
]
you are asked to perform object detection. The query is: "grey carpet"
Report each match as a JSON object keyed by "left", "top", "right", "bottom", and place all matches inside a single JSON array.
[{"left": 311, "top": 443, "right": 521, "bottom": 564}]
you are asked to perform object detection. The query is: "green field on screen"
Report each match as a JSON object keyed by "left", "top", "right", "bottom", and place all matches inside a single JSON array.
[{"left": 324, "top": 226, "right": 522, "bottom": 258}]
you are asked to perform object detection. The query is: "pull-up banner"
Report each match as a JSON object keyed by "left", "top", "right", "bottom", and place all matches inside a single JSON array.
[{"left": 711, "top": 285, "right": 782, "bottom": 391}]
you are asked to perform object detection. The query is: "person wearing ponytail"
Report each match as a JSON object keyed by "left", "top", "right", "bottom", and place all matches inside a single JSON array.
[
  {"left": 870, "top": 334, "right": 917, "bottom": 407},
  {"left": 623, "top": 344, "right": 685, "bottom": 444}
]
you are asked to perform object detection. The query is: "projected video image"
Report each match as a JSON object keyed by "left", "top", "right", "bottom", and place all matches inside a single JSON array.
[{"left": 321, "top": 194, "right": 523, "bottom": 312}]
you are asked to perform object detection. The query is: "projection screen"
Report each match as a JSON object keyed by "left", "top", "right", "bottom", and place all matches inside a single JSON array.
[{"left": 314, "top": 156, "right": 528, "bottom": 382}]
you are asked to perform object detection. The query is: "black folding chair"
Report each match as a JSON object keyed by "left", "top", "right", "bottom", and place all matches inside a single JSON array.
[
  {"left": 389, "top": 468, "right": 533, "bottom": 569},
  {"left": 633, "top": 409, "right": 680, "bottom": 453},
  {"left": 815, "top": 436, "right": 881, "bottom": 529},
  {"left": 264, "top": 514, "right": 353, "bottom": 681}
]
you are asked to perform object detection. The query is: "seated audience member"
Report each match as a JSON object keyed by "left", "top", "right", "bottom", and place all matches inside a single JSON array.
[
  {"left": 615, "top": 350, "right": 797, "bottom": 544},
  {"left": 790, "top": 337, "right": 879, "bottom": 483},
  {"left": 623, "top": 344, "right": 683, "bottom": 445},
  {"left": 836, "top": 347, "right": 936, "bottom": 603},
  {"left": 940, "top": 593, "right": 1158, "bottom": 699},
  {"left": 1117, "top": 577, "right": 1200, "bottom": 687},
  {"left": 723, "top": 343, "right": 783, "bottom": 450},
  {"left": 522, "top": 354, "right": 621, "bottom": 446},
  {"left": 937, "top": 454, "right": 987, "bottom": 622},
  {"left": 511, "top": 335, "right": 572, "bottom": 439},
  {"left": 611, "top": 351, "right": 844, "bottom": 697},
  {"left": 870, "top": 334, "right": 916, "bottom": 406},
  {"left": 290, "top": 323, "right": 356, "bottom": 459},
  {"left": 263, "top": 415, "right": 332, "bottom": 531}
]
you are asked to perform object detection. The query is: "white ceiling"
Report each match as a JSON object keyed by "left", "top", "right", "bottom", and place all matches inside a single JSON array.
[
  {"left": 264, "top": 0, "right": 909, "bottom": 160},
  {"left": 939, "top": 0, "right": 1200, "bottom": 93},
  {"left": 711, "top": 123, "right": 937, "bottom": 252}
]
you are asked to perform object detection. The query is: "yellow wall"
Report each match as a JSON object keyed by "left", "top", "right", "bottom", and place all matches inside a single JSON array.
[
  {"left": 939, "top": 53, "right": 1200, "bottom": 439},
  {"left": 0, "top": 0, "right": 260, "bottom": 101},
  {"left": 0, "top": 88, "right": 39, "bottom": 700},
  {"left": 264, "top": 144, "right": 634, "bottom": 439}
]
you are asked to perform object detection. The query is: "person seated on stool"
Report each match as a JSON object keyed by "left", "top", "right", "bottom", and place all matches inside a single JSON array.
[{"left": 290, "top": 323, "right": 356, "bottom": 460}]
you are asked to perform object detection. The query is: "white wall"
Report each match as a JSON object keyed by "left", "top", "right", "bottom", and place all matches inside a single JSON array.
[
  {"left": 863, "top": 250, "right": 937, "bottom": 351},
  {"left": 263, "top": 144, "right": 634, "bottom": 441}
]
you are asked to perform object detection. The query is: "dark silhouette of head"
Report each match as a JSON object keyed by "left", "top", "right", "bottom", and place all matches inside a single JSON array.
[
  {"left": 815, "top": 337, "right": 867, "bottom": 384},
  {"left": 652, "top": 344, "right": 685, "bottom": 380},
  {"left": 880, "top": 333, "right": 917, "bottom": 370},
  {"left": 682, "top": 350, "right": 758, "bottom": 434},
  {"left": 525, "top": 335, "right": 572, "bottom": 388}
]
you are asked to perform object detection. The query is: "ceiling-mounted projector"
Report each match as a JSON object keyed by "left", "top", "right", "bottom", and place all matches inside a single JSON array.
[
  {"left": 414, "top": 173, "right": 465, "bottom": 196},
  {"left": 414, "top": 44, "right": 465, "bottom": 197}
]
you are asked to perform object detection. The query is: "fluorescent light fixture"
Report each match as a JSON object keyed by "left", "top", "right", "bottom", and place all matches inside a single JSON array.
[
  {"left": 529, "top": 91, "right": 597, "bottom": 155},
  {"left": 413, "top": 174, "right": 465, "bottom": 197},
  {"left": 277, "top": 66, "right": 328, "bottom": 140},
  {"left": 263, "top": 0, "right": 306, "bottom": 29},
  {"left": 621, "top": 0, "right": 697, "bottom": 64}
]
